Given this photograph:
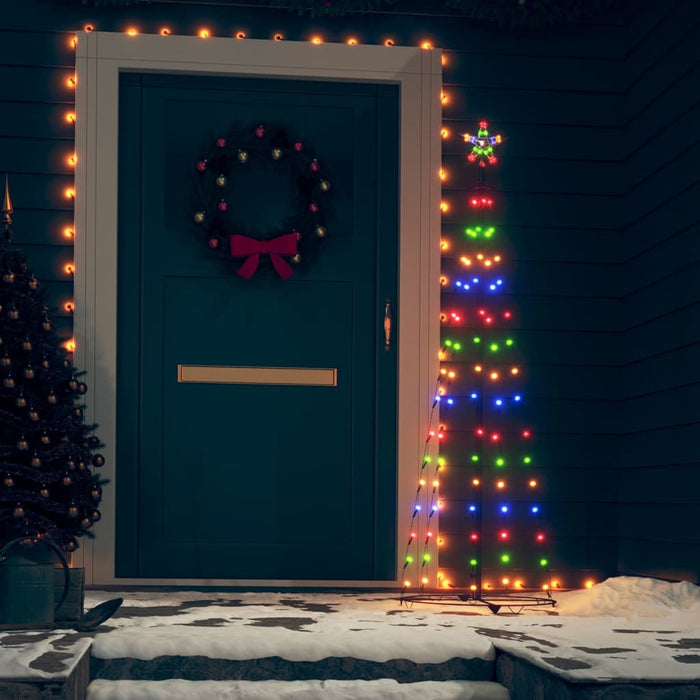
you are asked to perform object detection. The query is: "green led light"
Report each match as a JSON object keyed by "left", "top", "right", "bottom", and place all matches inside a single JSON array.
[
  {"left": 437, "top": 457, "right": 446, "bottom": 467},
  {"left": 471, "top": 454, "right": 480, "bottom": 462},
  {"left": 425, "top": 456, "right": 432, "bottom": 463},
  {"left": 496, "top": 458, "right": 505, "bottom": 467},
  {"left": 406, "top": 556, "right": 414, "bottom": 564},
  {"left": 490, "top": 343, "right": 499, "bottom": 352},
  {"left": 523, "top": 456, "right": 532, "bottom": 464},
  {"left": 423, "top": 553, "right": 432, "bottom": 562},
  {"left": 465, "top": 226, "right": 479, "bottom": 238},
  {"left": 506, "top": 338, "right": 514, "bottom": 346},
  {"left": 453, "top": 342, "right": 462, "bottom": 351},
  {"left": 444, "top": 339, "right": 453, "bottom": 347},
  {"left": 501, "top": 553, "right": 510, "bottom": 564},
  {"left": 473, "top": 336, "right": 481, "bottom": 344},
  {"left": 470, "top": 558, "right": 478, "bottom": 566},
  {"left": 540, "top": 558, "right": 548, "bottom": 567},
  {"left": 484, "top": 226, "right": 495, "bottom": 238}
]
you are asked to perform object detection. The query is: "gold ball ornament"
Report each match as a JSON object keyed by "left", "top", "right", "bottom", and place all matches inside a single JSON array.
[
  {"left": 40, "top": 432, "right": 50, "bottom": 445},
  {"left": 15, "top": 393, "right": 27, "bottom": 408},
  {"left": 42, "top": 357, "right": 50, "bottom": 369},
  {"left": 12, "top": 505, "right": 24, "bottom": 519},
  {"left": 90, "top": 509, "right": 102, "bottom": 522},
  {"left": 194, "top": 211, "right": 206, "bottom": 224},
  {"left": 21, "top": 338, "right": 32, "bottom": 351},
  {"left": 40, "top": 486, "right": 49, "bottom": 498},
  {"left": 319, "top": 179, "right": 331, "bottom": 192},
  {"left": 291, "top": 253, "right": 301, "bottom": 264},
  {"left": 28, "top": 408, "right": 40, "bottom": 421},
  {"left": 42, "top": 318, "right": 51, "bottom": 331},
  {"left": 3, "top": 476, "right": 14, "bottom": 488},
  {"left": 23, "top": 365, "right": 35, "bottom": 379},
  {"left": 62, "top": 474, "right": 72, "bottom": 486},
  {"left": 47, "top": 391, "right": 57, "bottom": 405},
  {"left": 78, "top": 461, "right": 87, "bottom": 471},
  {"left": 92, "top": 454, "right": 105, "bottom": 468},
  {"left": 237, "top": 149, "right": 249, "bottom": 163},
  {"left": 27, "top": 277, "right": 39, "bottom": 290},
  {"left": 74, "top": 407, "right": 83, "bottom": 419},
  {"left": 91, "top": 487, "right": 101, "bottom": 501},
  {"left": 271, "top": 148, "right": 282, "bottom": 160},
  {"left": 66, "top": 458, "right": 76, "bottom": 470},
  {"left": 3, "top": 376, "right": 15, "bottom": 389},
  {"left": 315, "top": 225, "right": 326, "bottom": 238},
  {"left": 81, "top": 517, "right": 92, "bottom": 529},
  {"left": 0, "top": 355, "right": 11, "bottom": 367},
  {"left": 30, "top": 454, "right": 41, "bottom": 468},
  {"left": 68, "top": 378, "right": 79, "bottom": 392},
  {"left": 64, "top": 539, "right": 78, "bottom": 553},
  {"left": 2, "top": 272, "right": 15, "bottom": 284},
  {"left": 16, "top": 437, "right": 29, "bottom": 451},
  {"left": 68, "top": 504, "right": 79, "bottom": 518},
  {"left": 8, "top": 308, "right": 20, "bottom": 321},
  {"left": 216, "top": 174, "right": 227, "bottom": 187}
]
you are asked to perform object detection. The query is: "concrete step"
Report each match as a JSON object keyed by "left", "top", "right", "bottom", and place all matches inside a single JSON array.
[{"left": 87, "top": 678, "right": 511, "bottom": 699}]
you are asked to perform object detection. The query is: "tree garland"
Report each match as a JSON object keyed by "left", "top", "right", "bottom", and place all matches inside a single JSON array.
[{"left": 191, "top": 123, "right": 332, "bottom": 279}]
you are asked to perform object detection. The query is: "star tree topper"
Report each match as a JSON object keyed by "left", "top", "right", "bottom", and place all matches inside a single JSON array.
[{"left": 463, "top": 120, "right": 502, "bottom": 167}]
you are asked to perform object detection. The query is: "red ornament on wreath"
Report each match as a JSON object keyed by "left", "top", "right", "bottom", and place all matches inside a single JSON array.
[{"left": 191, "top": 123, "right": 332, "bottom": 280}]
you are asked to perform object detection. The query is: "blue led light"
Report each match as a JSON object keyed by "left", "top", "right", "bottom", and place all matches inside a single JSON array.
[
  {"left": 470, "top": 392, "right": 478, "bottom": 400},
  {"left": 468, "top": 504, "right": 477, "bottom": 513},
  {"left": 415, "top": 505, "right": 422, "bottom": 512},
  {"left": 497, "top": 279, "right": 503, "bottom": 286},
  {"left": 455, "top": 280, "right": 463, "bottom": 288},
  {"left": 513, "top": 395, "right": 522, "bottom": 402},
  {"left": 431, "top": 505, "right": 438, "bottom": 513},
  {"left": 495, "top": 399, "right": 503, "bottom": 406},
  {"left": 500, "top": 505, "right": 509, "bottom": 514},
  {"left": 472, "top": 277, "right": 479, "bottom": 284},
  {"left": 531, "top": 505, "right": 539, "bottom": 514},
  {"left": 489, "top": 284, "right": 497, "bottom": 291},
  {"left": 434, "top": 395, "right": 441, "bottom": 402},
  {"left": 447, "top": 398, "right": 455, "bottom": 405}
]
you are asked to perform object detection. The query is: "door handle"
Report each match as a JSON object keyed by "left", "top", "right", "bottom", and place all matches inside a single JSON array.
[{"left": 384, "top": 299, "right": 392, "bottom": 352}]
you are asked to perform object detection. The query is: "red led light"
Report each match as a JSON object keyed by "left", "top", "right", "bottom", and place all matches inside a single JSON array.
[
  {"left": 522, "top": 430, "right": 531, "bottom": 438},
  {"left": 499, "top": 530, "right": 509, "bottom": 540},
  {"left": 476, "top": 428, "right": 484, "bottom": 436},
  {"left": 536, "top": 533, "right": 545, "bottom": 542},
  {"left": 470, "top": 532, "right": 479, "bottom": 541},
  {"left": 478, "top": 308, "right": 486, "bottom": 316},
  {"left": 485, "top": 316, "right": 494, "bottom": 325},
  {"left": 490, "top": 433, "right": 500, "bottom": 442},
  {"left": 503, "top": 311, "right": 512, "bottom": 319}
]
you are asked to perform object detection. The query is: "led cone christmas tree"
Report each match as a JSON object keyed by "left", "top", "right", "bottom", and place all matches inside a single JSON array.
[
  {"left": 402, "top": 122, "right": 554, "bottom": 608},
  {"left": 0, "top": 178, "right": 104, "bottom": 554}
]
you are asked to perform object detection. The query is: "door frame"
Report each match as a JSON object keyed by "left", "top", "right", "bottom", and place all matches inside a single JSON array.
[{"left": 73, "top": 30, "right": 441, "bottom": 587}]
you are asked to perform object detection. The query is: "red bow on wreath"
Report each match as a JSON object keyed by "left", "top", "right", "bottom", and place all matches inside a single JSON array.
[{"left": 230, "top": 233, "right": 298, "bottom": 280}]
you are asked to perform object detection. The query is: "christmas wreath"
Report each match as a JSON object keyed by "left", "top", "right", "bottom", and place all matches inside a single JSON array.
[{"left": 191, "top": 123, "right": 332, "bottom": 279}]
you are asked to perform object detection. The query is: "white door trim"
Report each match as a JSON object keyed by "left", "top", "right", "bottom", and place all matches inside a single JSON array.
[{"left": 73, "top": 31, "right": 442, "bottom": 586}]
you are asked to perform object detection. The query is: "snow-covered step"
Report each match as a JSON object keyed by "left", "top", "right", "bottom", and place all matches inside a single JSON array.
[
  {"left": 87, "top": 678, "right": 511, "bottom": 699},
  {"left": 90, "top": 622, "right": 497, "bottom": 682}
]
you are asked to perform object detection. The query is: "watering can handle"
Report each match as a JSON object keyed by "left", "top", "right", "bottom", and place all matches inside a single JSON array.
[{"left": 0, "top": 536, "right": 71, "bottom": 612}]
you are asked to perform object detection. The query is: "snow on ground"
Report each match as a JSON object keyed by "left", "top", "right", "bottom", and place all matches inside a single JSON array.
[
  {"left": 87, "top": 679, "right": 510, "bottom": 700},
  {"left": 2, "top": 577, "right": 699, "bottom": 685},
  {"left": 0, "top": 630, "right": 91, "bottom": 679},
  {"left": 80, "top": 577, "right": 700, "bottom": 683}
]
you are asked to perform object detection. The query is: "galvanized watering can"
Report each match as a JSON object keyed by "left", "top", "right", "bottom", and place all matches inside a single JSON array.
[{"left": 0, "top": 536, "right": 70, "bottom": 627}]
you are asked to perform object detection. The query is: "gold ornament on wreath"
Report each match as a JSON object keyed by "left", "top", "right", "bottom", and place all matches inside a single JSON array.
[{"left": 191, "top": 123, "right": 333, "bottom": 280}]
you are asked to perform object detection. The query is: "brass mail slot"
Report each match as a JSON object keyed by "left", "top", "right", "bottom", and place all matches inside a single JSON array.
[{"left": 177, "top": 365, "right": 337, "bottom": 387}]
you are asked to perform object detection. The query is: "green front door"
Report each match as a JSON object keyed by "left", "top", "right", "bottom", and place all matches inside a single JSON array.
[{"left": 115, "top": 73, "right": 399, "bottom": 580}]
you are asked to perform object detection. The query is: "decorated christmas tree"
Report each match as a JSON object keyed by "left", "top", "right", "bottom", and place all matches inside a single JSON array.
[{"left": 0, "top": 178, "right": 104, "bottom": 554}]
